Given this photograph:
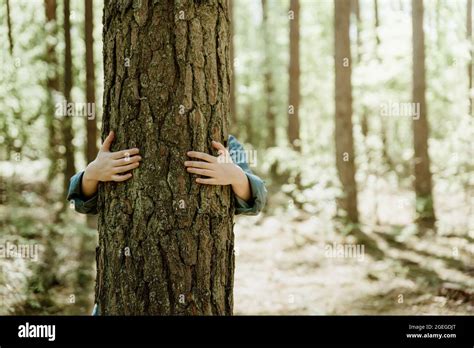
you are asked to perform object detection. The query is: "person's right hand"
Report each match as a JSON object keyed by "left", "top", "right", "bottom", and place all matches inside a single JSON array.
[{"left": 84, "top": 131, "right": 141, "bottom": 183}]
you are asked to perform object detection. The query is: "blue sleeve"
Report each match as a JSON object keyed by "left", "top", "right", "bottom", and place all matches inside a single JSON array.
[
  {"left": 66, "top": 171, "right": 98, "bottom": 215},
  {"left": 228, "top": 135, "right": 267, "bottom": 216}
]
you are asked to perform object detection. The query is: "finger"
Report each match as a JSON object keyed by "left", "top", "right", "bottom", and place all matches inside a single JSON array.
[
  {"left": 212, "top": 140, "right": 226, "bottom": 152},
  {"left": 184, "top": 161, "right": 213, "bottom": 169},
  {"left": 111, "top": 173, "right": 132, "bottom": 182},
  {"left": 101, "top": 131, "right": 114, "bottom": 152},
  {"left": 196, "top": 178, "right": 218, "bottom": 185},
  {"left": 186, "top": 167, "right": 215, "bottom": 177},
  {"left": 187, "top": 151, "right": 217, "bottom": 163},
  {"left": 114, "top": 162, "right": 140, "bottom": 174},
  {"left": 115, "top": 155, "right": 142, "bottom": 166},
  {"left": 111, "top": 148, "right": 140, "bottom": 160}
]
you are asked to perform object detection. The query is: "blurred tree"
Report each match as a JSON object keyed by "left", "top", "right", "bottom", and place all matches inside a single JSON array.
[
  {"left": 5, "top": 0, "right": 13, "bottom": 54},
  {"left": 411, "top": 0, "right": 436, "bottom": 227},
  {"left": 261, "top": 0, "right": 276, "bottom": 147},
  {"left": 85, "top": 0, "right": 97, "bottom": 171},
  {"left": 44, "top": 0, "right": 61, "bottom": 181},
  {"left": 374, "top": 0, "right": 381, "bottom": 52},
  {"left": 62, "top": 0, "right": 76, "bottom": 199},
  {"left": 334, "top": 0, "right": 358, "bottom": 223},
  {"left": 467, "top": 0, "right": 472, "bottom": 116},
  {"left": 288, "top": 0, "right": 301, "bottom": 151},
  {"left": 96, "top": 0, "right": 235, "bottom": 315},
  {"left": 84, "top": 0, "right": 98, "bottom": 229}
]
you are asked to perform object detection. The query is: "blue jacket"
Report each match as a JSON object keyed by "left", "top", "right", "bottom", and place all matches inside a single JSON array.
[{"left": 67, "top": 135, "right": 267, "bottom": 216}]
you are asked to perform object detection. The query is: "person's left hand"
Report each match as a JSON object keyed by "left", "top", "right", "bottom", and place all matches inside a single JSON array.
[{"left": 185, "top": 140, "right": 242, "bottom": 185}]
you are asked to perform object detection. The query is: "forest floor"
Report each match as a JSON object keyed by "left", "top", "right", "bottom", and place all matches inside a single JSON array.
[
  {"left": 234, "top": 190, "right": 474, "bottom": 315},
  {"left": 1, "top": 166, "right": 473, "bottom": 315}
]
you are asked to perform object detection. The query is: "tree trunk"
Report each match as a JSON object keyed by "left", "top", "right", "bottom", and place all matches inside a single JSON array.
[
  {"left": 62, "top": 0, "right": 76, "bottom": 199},
  {"left": 96, "top": 0, "right": 235, "bottom": 315},
  {"left": 229, "top": 0, "right": 237, "bottom": 133},
  {"left": 85, "top": 0, "right": 98, "bottom": 228},
  {"left": 261, "top": 0, "right": 277, "bottom": 147},
  {"left": 288, "top": 0, "right": 301, "bottom": 151},
  {"left": 44, "top": 0, "right": 61, "bottom": 182},
  {"left": 467, "top": 0, "right": 472, "bottom": 116},
  {"left": 85, "top": 0, "right": 98, "bottom": 168},
  {"left": 334, "top": 0, "right": 358, "bottom": 223},
  {"left": 5, "top": 0, "right": 13, "bottom": 55},
  {"left": 411, "top": 0, "right": 436, "bottom": 227}
]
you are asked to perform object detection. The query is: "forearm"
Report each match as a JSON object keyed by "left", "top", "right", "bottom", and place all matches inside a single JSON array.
[
  {"left": 82, "top": 165, "right": 99, "bottom": 198},
  {"left": 231, "top": 165, "right": 252, "bottom": 202}
]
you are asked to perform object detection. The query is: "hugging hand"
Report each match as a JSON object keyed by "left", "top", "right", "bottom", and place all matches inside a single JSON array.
[
  {"left": 185, "top": 140, "right": 243, "bottom": 186},
  {"left": 84, "top": 131, "right": 141, "bottom": 183}
]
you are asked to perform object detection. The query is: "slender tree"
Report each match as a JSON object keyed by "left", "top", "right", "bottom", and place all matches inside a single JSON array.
[
  {"left": 334, "top": 0, "right": 358, "bottom": 223},
  {"left": 85, "top": 0, "right": 98, "bottom": 169},
  {"left": 411, "top": 0, "right": 436, "bottom": 227},
  {"left": 62, "top": 0, "right": 76, "bottom": 199},
  {"left": 261, "top": 0, "right": 277, "bottom": 147},
  {"left": 5, "top": 0, "right": 13, "bottom": 54},
  {"left": 84, "top": 0, "right": 98, "bottom": 229},
  {"left": 374, "top": 0, "right": 381, "bottom": 51},
  {"left": 96, "top": 0, "right": 235, "bottom": 315},
  {"left": 44, "top": 0, "right": 61, "bottom": 181},
  {"left": 288, "top": 0, "right": 301, "bottom": 151}
]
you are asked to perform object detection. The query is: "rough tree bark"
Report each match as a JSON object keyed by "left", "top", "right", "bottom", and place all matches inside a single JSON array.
[
  {"left": 288, "top": 0, "right": 301, "bottom": 151},
  {"left": 411, "top": 0, "right": 436, "bottom": 227},
  {"left": 229, "top": 0, "right": 237, "bottom": 133},
  {"left": 334, "top": 0, "right": 358, "bottom": 223},
  {"left": 261, "top": 0, "right": 277, "bottom": 147},
  {"left": 96, "top": 0, "right": 235, "bottom": 315},
  {"left": 62, "top": 0, "right": 76, "bottom": 199}
]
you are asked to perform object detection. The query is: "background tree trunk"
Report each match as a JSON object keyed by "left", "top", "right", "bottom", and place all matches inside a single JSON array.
[
  {"left": 261, "top": 0, "right": 276, "bottom": 147},
  {"left": 85, "top": 0, "right": 98, "bottom": 171},
  {"left": 411, "top": 0, "right": 435, "bottom": 227},
  {"left": 5, "top": 0, "right": 13, "bottom": 55},
  {"left": 96, "top": 0, "right": 235, "bottom": 315},
  {"left": 44, "top": 0, "right": 61, "bottom": 182},
  {"left": 62, "top": 0, "right": 76, "bottom": 199},
  {"left": 334, "top": 0, "right": 358, "bottom": 223},
  {"left": 288, "top": 0, "right": 301, "bottom": 151},
  {"left": 85, "top": 0, "right": 98, "bottom": 229}
]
